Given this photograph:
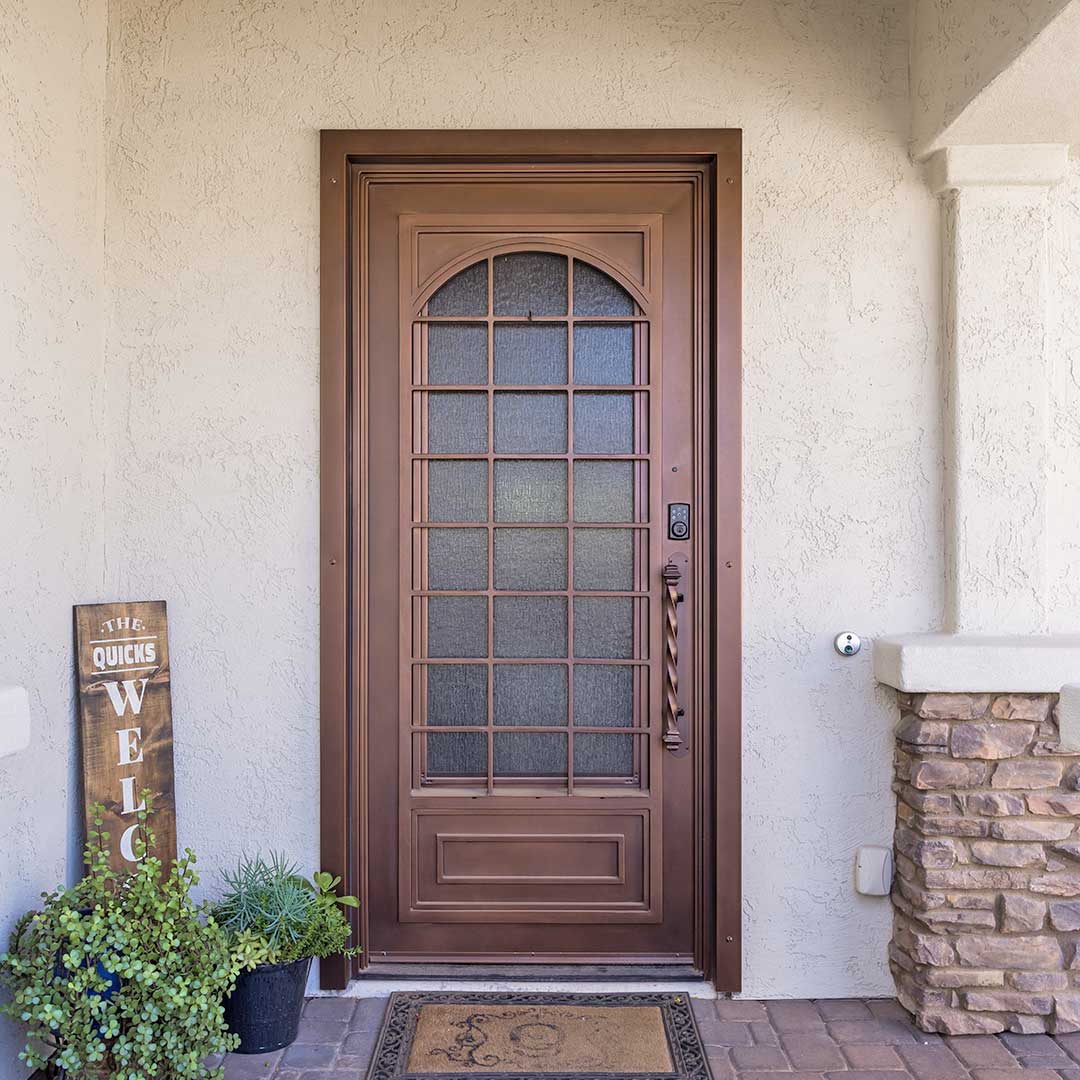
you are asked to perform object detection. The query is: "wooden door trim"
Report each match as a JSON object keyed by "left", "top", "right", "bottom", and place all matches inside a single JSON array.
[{"left": 319, "top": 130, "right": 742, "bottom": 991}]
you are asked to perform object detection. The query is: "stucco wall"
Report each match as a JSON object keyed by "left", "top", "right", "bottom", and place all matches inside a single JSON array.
[
  {"left": 1049, "top": 155, "right": 1080, "bottom": 631},
  {"left": 101, "top": 0, "right": 941, "bottom": 998},
  {"left": 924, "top": 3, "right": 1080, "bottom": 155},
  {"left": 909, "top": 0, "right": 1072, "bottom": 152},
  {"left": 0, "top": 0, "right": 107, "bottom": 1066}
]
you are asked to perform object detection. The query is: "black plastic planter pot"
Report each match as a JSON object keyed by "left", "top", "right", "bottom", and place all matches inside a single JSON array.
[{"left": 224, "top": 956, "right": 312, "bottom": 1054}]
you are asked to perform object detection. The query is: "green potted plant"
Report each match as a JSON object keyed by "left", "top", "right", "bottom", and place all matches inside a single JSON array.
[
  {"left": 0, "top": 800, "right": 241, "bottom": 1079},
  {"left": 214, "top": 853, "right": 358, "bottom": 1054}
]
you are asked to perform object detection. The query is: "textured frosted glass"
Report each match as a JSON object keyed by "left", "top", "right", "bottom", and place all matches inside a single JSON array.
[
  {"left": 494, "top": 528, "right": 567, "bottom": 590},
  {"left": 573, "top": 528, "right": 633, "bottom": 591},
  {"left": 574, "top": 734, "right": 633, "bottom": 777},
  {"left": 574, "top": 324, "right": 634, "bottom": 385},
  {"left": 427, "top": 393, "right": 488, "bottom": 454},
  {"left": 494, "top": 392, "right": 567, "bottom": 454},
  {"left": 426, "top": 664, "right": 487, "bottom": 726},
  {"left": 428, "top": 262, "right": 488, "bottom": 316},
  {"left": 494, "top": 324, "right": 567, "bottom": 385},
  {"left": 493, "top": 252, "right": 567, "bottom": 316},
  {"left": 427, "top": 528, "right": 487, "bottom": 590},
  {"left": 573, "top": 393, "right": 633, "bottom": 454},
  {"left": 573, "top": 597, "right": 633, "bottom": 658},
  {"left": 427, "top": 324, "right": 488, "bottom": 385},
  {"left": 574, "top": 664, "right": 634, "bottom": 727},
  {"left": 427, "top": 732, "right": 487, "bottom": 777},
  {"left": 573, "top": 461, "right": 634, "bottom": 522},
  {"left": 494, "top": 460, "right": 567, "bottom": 522},
  {"left": 427, "top": 461, "right": 488, "bottom": 522},
  {"left": 494, "top": 664, "right": 567, "bottom": 726},
  {"left": 428, "top": 597, "right": 487, "bottom": 658},
  {"left": 573, "top": 261, "right": 635, "bottom": 316},
  {"left": 494, "top": 596, "right": 567, "bottom": 658},
  {"left": 494, "top": 732, "right": 567, "bottom": 777}
]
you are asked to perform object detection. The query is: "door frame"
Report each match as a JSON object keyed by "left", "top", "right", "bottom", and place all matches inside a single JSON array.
[{"left": 319, "top": 130, "right": 741, "bottom": 991}]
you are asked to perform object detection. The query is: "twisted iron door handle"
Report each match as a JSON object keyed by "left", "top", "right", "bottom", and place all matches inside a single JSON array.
[{"left": 662, "top": 558, "right": 686, "bottom": 754}]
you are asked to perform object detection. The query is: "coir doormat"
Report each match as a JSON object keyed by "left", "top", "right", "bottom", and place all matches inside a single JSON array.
[{"left": 365, "top": 992, "right": 712, "bottom": 1080}]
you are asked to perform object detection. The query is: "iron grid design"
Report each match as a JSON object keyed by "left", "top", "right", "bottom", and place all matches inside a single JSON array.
[{"left": 410, "top": 252, "right": 654, "bottom": 793}]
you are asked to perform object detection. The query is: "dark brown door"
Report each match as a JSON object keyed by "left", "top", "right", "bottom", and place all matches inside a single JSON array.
[{"left": 325, "top": 142, "right": 740, "bottom": 973}]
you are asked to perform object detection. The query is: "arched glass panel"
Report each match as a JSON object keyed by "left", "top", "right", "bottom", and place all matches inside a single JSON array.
[
  {"left": 493, "top": 252, "right": 567, "bottom": 316},
  {"left": 573, "top": 261, "right": 636, "bottom": 316},
  {"left": 427, "top": 261, "right": 488, "bottom": 316},
  {"left": 413, "top": 248, "right": 648, "bottom": 787}
]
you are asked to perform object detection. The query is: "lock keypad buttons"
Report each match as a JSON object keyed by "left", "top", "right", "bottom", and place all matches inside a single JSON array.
[{"left": 668, "top": 503, "right": 690, "bottom": 541}]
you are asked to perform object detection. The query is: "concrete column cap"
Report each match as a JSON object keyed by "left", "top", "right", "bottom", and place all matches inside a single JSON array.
[
  {"left": 874, "top": 634, "right": 1080, "bottom": 693},
  {"left": 927, "top": 143, "right": 1069, "bottom": 195}
]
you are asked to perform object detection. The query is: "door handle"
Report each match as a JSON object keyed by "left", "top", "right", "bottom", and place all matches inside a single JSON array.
[{"left": 661, "top": 557, "right": 687, "bottom": 754}]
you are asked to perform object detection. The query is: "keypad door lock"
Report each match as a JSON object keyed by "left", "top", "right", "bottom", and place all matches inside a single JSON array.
[{"left": 668, "top": 503, "right": 690, "bottom": 541}]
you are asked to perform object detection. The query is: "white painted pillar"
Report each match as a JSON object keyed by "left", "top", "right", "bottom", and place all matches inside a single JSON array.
[{"left": 929, "top": 144, "right": 1069, "bottom": 634}]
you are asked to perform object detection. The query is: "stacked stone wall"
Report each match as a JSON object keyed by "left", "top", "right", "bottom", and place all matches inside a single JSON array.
[{"left": 890, "top": 691, "right": 1080, "bottom": 1035}]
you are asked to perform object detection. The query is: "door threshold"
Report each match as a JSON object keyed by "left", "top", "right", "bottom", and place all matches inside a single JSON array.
[
  {"left": 356, "top": 962, "right": 703, "bottom": 981},
  {"left": 321, "top": 963, "right": 715, "bottom": 1000}
]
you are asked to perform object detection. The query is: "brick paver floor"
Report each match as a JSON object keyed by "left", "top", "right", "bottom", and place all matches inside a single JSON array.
[{"left": 220, "top": 996, "right": 1080, "bottom": 1078}]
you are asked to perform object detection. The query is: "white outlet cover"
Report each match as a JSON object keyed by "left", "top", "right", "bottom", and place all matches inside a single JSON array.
[
  {"left": 855, "top": 844, "right": 893, "bottom": 896},
  {"left": 0, "top": 685, "right": 31, "bottom": 759}
]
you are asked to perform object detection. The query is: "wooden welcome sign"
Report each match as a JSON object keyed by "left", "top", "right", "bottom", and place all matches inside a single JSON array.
[{"left": 74, "top": 601, "right": 177, "bottom": 875}]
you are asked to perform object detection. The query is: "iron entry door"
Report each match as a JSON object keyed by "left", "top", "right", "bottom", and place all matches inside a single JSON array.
[{"left": 363, "top": 170, "right": 712, "bottom": 964}]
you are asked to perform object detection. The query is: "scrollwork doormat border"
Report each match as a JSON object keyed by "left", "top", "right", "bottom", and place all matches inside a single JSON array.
[{"left": 365, "top": 991, "right": 712, "bottom": 1080}]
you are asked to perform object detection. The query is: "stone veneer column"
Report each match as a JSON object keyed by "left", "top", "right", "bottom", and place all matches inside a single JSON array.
[
  {"left": 931, "top": 144, "right": 1068, "bottom": 634},
  {"left": 890, "top": 690, "right": 1080, "bottom": 1034}
]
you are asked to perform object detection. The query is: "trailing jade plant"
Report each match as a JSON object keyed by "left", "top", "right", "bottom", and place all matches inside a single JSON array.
[
  {"left": 214, "top": 853, "right": 359, "bottom": 965},
  {"left": 0, "top": 799, "right": 241, "bottom": 1080}
]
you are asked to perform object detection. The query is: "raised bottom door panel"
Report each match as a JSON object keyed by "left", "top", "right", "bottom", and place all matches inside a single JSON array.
[{"left": 402, "top": 806, "right": 660, "bottom": 923}]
